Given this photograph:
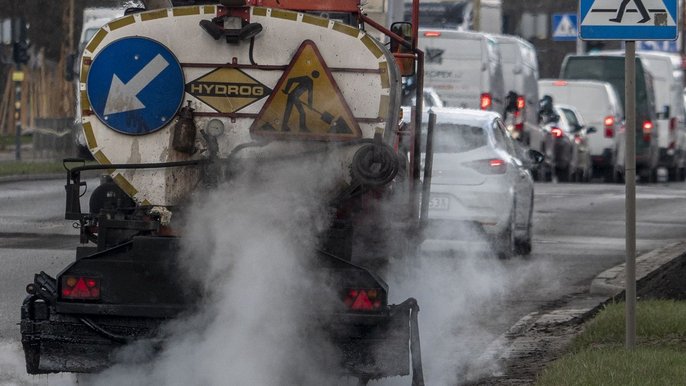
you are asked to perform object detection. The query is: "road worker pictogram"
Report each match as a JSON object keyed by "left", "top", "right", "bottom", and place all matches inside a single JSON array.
[
  {"left": 250, "top": 40, "right": 362, "bottom": 140},
  {"left": 185, "top": 68, "right": 271, "bottom": 113}
]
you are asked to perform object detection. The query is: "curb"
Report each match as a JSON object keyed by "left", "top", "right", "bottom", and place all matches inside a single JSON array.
[
  {"left": 589, "top": 241, "right": 686, "bottom": 297},
  {"left": 469, "top": 241, "right": 686, "bottom": 384}
]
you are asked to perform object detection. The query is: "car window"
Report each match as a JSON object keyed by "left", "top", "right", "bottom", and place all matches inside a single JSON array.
[
  {"left": 494, "top": 119, "right": 517, "bottom": 155},
  {"left": 423, "top": 123, "right": 487, "bottom": 153},
  {"left": 560, "top": 108, "right": 580, "bottom": 129}
]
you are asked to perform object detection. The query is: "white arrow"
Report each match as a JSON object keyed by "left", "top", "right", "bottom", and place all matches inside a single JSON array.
[{"left": 104, "top": 54, "right": 170, "bottom": 115}]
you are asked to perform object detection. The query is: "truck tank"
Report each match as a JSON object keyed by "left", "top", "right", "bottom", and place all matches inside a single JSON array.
[{"left": 21, "top": 1, "right": 430, "bottom": 384}]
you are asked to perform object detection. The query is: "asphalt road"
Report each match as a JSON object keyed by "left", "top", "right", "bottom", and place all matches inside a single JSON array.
[{"left": 1, "top": 178, "right": 685, "bottom": 384}]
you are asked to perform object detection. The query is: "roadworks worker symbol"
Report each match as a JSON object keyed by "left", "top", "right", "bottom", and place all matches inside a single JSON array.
[
  {"left": 185, "top": 68, "right": 272, "bottom": 113},
  {"left": 250, "top": 40, "right": 362, "bottom": 140}
]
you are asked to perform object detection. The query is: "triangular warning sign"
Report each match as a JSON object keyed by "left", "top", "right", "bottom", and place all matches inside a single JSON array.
[
  {"left": 581, "top": 0, "right": 676, "bottom": 27},
  {"left": 250, "top": 40, "right": 362, "bottom": 140},
  {"left": 554, "top": 15, "right": 577, "bottom": 37}
]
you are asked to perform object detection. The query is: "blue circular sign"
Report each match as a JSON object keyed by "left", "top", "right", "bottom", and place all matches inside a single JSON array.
[{"left": 87, "top": 37, "right": 184, "bottom": 135}]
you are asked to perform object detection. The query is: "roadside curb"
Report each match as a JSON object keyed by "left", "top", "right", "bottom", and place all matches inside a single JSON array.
[
  {"left": 589, "top": 241, "right": 686, "bottom": 297},
  {"left": 469, "top": 241, "right": 686, "bottom": 384}
]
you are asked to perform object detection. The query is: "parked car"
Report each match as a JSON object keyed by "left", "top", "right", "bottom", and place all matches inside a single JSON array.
[
  {"left": 404, "top": 107, "right": 542, "bottom": 258},
  {"left": 560, "top": 55, "right": 659, "bottom": 182},
  {"left": 592, "top": 50, "right": 686, "bottom": 181},
  {"left": 418, "top": 29, "right": 506, "bottom": 113},
  {"left": 538, "top": 79, "right": 624, "bottom": 181}
]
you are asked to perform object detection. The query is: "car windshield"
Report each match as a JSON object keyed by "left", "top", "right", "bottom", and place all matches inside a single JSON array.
[{"left": 423, "top": 122, "right": 487, "bottom": 153}]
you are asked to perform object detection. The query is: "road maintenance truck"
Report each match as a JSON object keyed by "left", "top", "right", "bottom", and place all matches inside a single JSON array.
[{"left": 21, "top": 1, "right": 432, "bottom": 384}]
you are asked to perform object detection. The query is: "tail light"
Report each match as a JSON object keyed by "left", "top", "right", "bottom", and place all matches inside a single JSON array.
[
  {"left": 642, "top": 121, "right": 653, "bottom": 142},
  {"left": 61, "top": 276, "right": 101, "bottom": 300},
  {"left": 465, "top": 158, "right": 507, "bottom": 174},
  {"left": 344, "top": 288, "right": 385, "bottom": 312},
  {"left": 516, "top": 96, "right": 526, "bottom": 110},
  {"left": 514, "top": 110, "right": 524, "bottom": 132},
  {"left": 604, "top": 116, "right": 615, "bottom": 138},
  {"left": 670, "top": 117, "right": 677, "bottom": 131},
  {"left": 423, "top": 31, "right": 442, "bottom": 37},
  {"left": 553, "top": 80, "right": 568, "bottom": 86},
  {"left": 480, "top": 93, "right": 492, "bottom": 110},
  {"left": 551, "top": 127, "right": 564, "bottom": 138}
]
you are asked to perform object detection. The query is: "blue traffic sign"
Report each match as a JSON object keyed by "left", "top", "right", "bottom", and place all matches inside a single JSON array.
[
  {"left": 87, "top": 37, "right": 184, "bottom": 135},
  {"left": 552, "top": 13, "right": 578, "bottom": 41},
  {"left": 579, "top": 0, "right": 679, "bottom": 40}
]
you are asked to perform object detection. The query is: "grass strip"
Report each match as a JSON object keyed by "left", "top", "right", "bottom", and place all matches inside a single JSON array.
[
  {"left": 536, "top": 300, "right": 686, "bottom": 386},
  {"left": 0, "top": 161, "right": 67, "bottom": 177}
]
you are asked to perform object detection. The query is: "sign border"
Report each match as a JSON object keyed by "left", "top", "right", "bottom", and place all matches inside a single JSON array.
[{"left": 578, "top": 0, "right": 679, "bottom": 41}]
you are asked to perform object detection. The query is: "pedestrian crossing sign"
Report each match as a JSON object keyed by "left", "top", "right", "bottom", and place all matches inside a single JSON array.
[
  {"left": 579, "top": 0, "right": 679, "bottom": 40},
  {"left": 250, "top": 40, "right": 362, "bottom": 141},
  {"left": 553, "top": 13, "right": 579, "bottom": 41}
]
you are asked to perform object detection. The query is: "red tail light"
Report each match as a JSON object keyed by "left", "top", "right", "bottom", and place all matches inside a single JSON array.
[
  {"left": 61, "top": 276, "right": 101, "bottom": 300},
  {"left": 480, "top": 93, "right": 492, "bottom": 110},
  {"left": 344, "top": 288, "right": 384, "bottom": 311},
  {"left": 423, "top": 31, "right": 442, "bottom": 37},
  {"left": 553, "top": 80, "right": 568, "bottom": 86},
  {"left": 604, "top": 116, "right": 615, "bottom": 138},
  {"left": 670, "top": 117, "right": 677, "bottom": 131},
  {"left": 642, "top": 121, "right": 653, "bottom": 142},
  {"left": 551, "top": 127, "right": 564, "bottom": 138},
  {"left": 516, "top": 96, "right": 526, "bottom": 110},
  {"left": 465, "top": 158, "right": 507, "bottom": 174}
]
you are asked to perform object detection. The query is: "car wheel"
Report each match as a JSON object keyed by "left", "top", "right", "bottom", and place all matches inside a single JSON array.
[
  {"left": 556, "top": 165, "right": 570, "bottom": 183},
  {"left": 497, "top": 207, "right": 516, "bottom": 259}
]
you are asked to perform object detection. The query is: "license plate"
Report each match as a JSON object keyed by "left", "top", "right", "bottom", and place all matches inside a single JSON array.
[{"left": 429, "top": 195, "right": 450, "bottom": 210}]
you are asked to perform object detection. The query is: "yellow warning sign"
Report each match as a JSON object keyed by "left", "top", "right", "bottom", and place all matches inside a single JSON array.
[
  {"left": 250, "top": 40, "right": 362, "bottom": 140},
  {"left": 185, "top": 68, "right": 271, "bottom": 113}
]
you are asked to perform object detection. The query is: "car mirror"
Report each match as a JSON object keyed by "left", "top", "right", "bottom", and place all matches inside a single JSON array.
[
  {"left": 586, "top": 126, "right": 597, "bottom": 134},
  {"left": 528, "top": 149, "right": 545, "bottom": 165}
]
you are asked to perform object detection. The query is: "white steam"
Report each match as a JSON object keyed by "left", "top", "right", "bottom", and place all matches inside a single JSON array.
[
  {"left": 0, "top": 341, "right": 74, "bottom": 386},
  {"left": 92, "top": 156, "right": 345, "bottom": 385}
]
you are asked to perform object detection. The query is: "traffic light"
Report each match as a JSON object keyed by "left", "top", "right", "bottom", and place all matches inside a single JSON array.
[{"left": 13, "top": 41, "right": 29, "bottom": 65}]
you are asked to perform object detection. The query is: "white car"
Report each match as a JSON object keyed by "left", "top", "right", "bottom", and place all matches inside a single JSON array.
[{"left": 406, "top": 107, "right": 541, "bottom": 258}]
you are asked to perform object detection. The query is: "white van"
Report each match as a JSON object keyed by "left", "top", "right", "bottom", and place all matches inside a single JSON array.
[
  {"left": 538, "top": 79, "right": 624, "bottom": 181},
  {"left": 592, "top": 50, "right": 686, "bottom": 180},
  {"left": 418, "top": 29, "right": 506, "bottom": 114}
]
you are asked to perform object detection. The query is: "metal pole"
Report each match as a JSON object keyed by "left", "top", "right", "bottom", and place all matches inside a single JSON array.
[
  {"left": 625, "top": 40, "right": 636, "bottom": 350},
  {"left": 14, "top": 64, "right": 22, "bottom": 161},
  {"left": 473, "top": 0, "right": 481, "bottom": 31}
]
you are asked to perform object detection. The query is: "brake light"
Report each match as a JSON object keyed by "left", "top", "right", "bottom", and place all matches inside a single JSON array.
[
  {"left": 423, "top": 31, "right": 441, "bottom": 37},
  {"left": 344, "top": 288, "right": 384, "bottom": 311},
  {"left": 465, "top": 158, "right": 507, "bottom": 174},
  {"left": 516, "top": 96, "right": 526, "bottom": 110},
  {"left": 515, "top": 122, "right": 524, "bottom": 132},
  {"left": 480, "top": 93, "right": 492, "bottom": 110},
  {"left": 61, "top": 276, "right": 100, "bottom": 300},
  {"left": 551, "top": 127, "right": 564, "bottom": 138},
  {"left": 642, "top": 121, "right": 653, "bottom": 142},
  {"left": 553, "top": 80, "right": 568, "bottom": 86},
  {"left": 670, "top": 117, "right": 677, "bottom": 131},
  {"left": 604, "top": 116, "right": 615, "bottom": 138}
]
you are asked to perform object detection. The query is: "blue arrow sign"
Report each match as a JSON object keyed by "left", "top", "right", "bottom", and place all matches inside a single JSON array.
[
  {"left": 87, "top": 37, "right": 185, "bottom": 135},
  {"left": 579, "top": 0, "right": 679, "bottom": 40},
  {"left": 553, "top": 13, "right": 578, "bottom": 41}
]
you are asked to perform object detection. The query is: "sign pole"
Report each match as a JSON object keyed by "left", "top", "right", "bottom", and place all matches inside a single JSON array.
[{"left": 625, "top": 40, "right": 636, "bottom": 350}]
